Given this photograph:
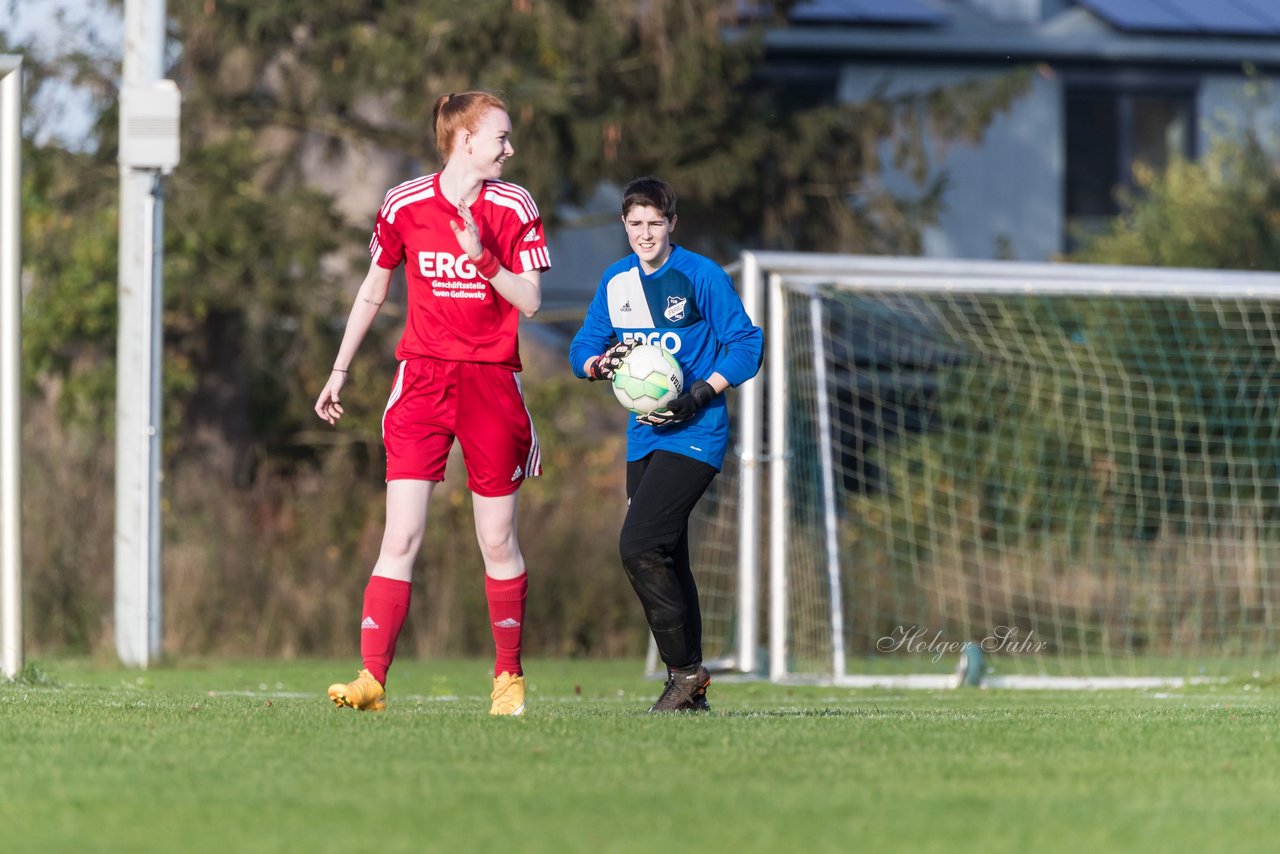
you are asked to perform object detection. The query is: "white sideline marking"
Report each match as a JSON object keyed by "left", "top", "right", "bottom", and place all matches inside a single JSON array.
[{"left": 205, "top": 690, "right": 464, "bottom": 702}]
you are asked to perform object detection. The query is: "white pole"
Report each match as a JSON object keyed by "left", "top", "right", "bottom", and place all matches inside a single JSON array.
[
  {"left": 145, "top": 174, "right": 164, "bottom": 657},
  {"left": 767, "top": 273, "right": 788, "bottom": 682},
  {"left": 809, "top": 292, "right": 846, "bottom": 680},
  {"left": 1, "top": 57, "right": 23, "bottom": 680},
  {"left": 735, "top": 252, "right": 763, "bottom": 674},
  {"left": 115, "top": 0, "right": 167, "bottom": 667}
]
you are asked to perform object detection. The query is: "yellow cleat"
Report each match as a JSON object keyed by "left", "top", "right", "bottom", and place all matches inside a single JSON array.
[
  {"left": 489, "top": 672, "right": 526, "bottom": 716},
  {"left": 327, "top": 668, "right": 387, "bottom": 712}
]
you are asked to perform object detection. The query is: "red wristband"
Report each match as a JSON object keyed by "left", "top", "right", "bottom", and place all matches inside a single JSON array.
[{"left": 474, "top": 249, "right": 501, "bottom": 280}]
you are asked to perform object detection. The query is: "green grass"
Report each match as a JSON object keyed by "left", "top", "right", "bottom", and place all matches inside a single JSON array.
[{"left": 4, "top": 658, "right": 1280, "bottom": 853}]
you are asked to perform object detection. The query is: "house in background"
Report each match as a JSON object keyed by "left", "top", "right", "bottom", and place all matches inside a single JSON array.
[
  {"left": 291, "top": 0, "right": 1280, "bottom": 311},
  {"left": 759, "top": 0, "right": 1280, "bottom": 261}
]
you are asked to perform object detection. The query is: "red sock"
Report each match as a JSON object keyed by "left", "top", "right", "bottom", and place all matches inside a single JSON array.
[
  {"left": 486, "top": 573, "right": 528, "bottom": 677},
  {"left": 360, "top": 575, "right": 412, "bottom": 686}
]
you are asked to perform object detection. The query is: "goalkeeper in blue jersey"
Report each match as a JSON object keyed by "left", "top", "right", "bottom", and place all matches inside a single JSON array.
[{"left": 569, "top": 177, "right": 763, "bottom": 712}]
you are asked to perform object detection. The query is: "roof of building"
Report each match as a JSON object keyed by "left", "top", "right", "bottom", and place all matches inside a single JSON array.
[{"left": 759, "top": 0, "right": 1280, "bottom": 68}]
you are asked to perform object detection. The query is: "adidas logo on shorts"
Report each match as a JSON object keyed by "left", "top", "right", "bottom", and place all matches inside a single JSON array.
[{"left": 511, "top": 465, "right": 523, "bottom": 482}]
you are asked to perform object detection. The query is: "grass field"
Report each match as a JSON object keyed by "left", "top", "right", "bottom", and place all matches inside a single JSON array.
[{"left": 4, "top": 658, "right": 1280, "bottom": 853}]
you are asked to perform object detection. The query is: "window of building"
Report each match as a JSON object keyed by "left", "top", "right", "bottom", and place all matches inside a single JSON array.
[{"left": 1064, "top": 74, "right": 1196, "bottom": 248}]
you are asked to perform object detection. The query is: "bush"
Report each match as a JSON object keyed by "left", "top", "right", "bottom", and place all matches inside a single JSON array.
[{"left": 22, "top": 334, "right": 650, "bottom": 660}]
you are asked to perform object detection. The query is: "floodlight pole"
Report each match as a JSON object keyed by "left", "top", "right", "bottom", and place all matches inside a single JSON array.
[
  {"left": 1, "top": 56, "right": 23, "bottom": 680},
  {"left": 116, "top": 0, "right": 176, "bottom": 667}
]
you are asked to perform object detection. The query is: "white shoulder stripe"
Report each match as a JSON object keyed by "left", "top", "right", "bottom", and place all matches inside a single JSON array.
[
  {"left": 487, "top": 180, "right": 538, "bottom": 208},
  {"left": 380, "top": 175, "right": 433, "bottom": 211},
  {"left": 486, "top": 178, "right": 533, "bottom": 198},
  {"left": 483, "top": 181, "right": 540, "bottom": 222},
  {"left": 485, "top": 189, "right": 531, "bottom": 224},
  {"left": 384, "top": 187, "right": 437, "bottom": 223},
  {"left": 380, "top": 175, "right": 436, "bottom": 218}
]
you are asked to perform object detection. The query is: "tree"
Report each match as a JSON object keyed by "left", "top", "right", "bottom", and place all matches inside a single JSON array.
[
  {"left": 18, "top": 0, "right": 1031, "bottom": 461},
  {"left": 14, "top": 0, "right": 1031, "bottom": 655},
  {"left": 1071, "top": 127, "right": 1280, "bottom": 271},
  {"left": 170, "top": 0, "right": 1028, "bottom": 253},
  {"left": 1065, "top": 120, "right": 1280, "bottom": 532}
]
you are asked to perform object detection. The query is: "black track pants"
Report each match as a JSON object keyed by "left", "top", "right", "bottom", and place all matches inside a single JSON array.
[{"left": 621, "top": 450, "right": 718, "bottom": 671}]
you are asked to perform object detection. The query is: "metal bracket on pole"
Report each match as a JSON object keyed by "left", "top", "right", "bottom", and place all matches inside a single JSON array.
[{"left": 120, "top": 81, "right": 181, "bottom": 174}]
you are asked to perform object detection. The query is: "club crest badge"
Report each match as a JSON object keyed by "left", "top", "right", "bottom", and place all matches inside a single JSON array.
[{"left": 664, "top": 296, "right": 688, "bottom": 322}]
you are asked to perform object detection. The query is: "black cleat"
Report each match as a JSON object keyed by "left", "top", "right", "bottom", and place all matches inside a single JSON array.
[{"left": 649, "top": 664, "right": 711, "bottom": 712}]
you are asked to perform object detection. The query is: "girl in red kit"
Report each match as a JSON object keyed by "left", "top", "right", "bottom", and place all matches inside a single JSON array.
[{"left": 315, "top": 91, "right": 549, "bottom": 715}]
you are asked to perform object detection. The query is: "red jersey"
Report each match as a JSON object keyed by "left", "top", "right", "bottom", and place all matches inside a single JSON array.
[{"left": 369, "top": 173, "right": 551, "bottom": 369}]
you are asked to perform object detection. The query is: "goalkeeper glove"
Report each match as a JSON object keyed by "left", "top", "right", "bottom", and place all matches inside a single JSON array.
[
  {"left": 638, "top": 380, "right": 716, "bottom": 426},
  {"left": 586, "top": 340, "right": 635, "bottom": 381}
]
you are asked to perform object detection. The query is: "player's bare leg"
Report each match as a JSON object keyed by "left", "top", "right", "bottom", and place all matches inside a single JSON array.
[
  {"left": 373, "top": 479, "right": 436, "bottom": 582},
  {"left": 472, "top": 491, "right": 524, "bottom": 580}
]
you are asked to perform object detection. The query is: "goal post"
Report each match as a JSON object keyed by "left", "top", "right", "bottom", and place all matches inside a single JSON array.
[
  {"left": 1, "top": 55, "right": 22, "bottom": 680},
  {"left": 692, "top": 251, "right": 1280, "bottom": 688}
]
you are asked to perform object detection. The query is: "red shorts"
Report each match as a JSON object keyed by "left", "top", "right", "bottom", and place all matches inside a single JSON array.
[{"left": 382, "top": 358, "right": 541, "bottom": 496}]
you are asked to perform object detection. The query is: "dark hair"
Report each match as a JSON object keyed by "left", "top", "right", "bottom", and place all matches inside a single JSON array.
[
  {"left": 431, "top": 91, "right": 507, "bottom": 163},
  {"left": 621, "top": 176, "right": 677, "bottom": 220}
]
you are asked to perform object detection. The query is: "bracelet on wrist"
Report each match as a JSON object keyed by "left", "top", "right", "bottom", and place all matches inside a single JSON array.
[
  {"left": 331, "top": 367, "right": 349, "bottom": 373},
  {"left": 474, "top": 249, "right": 501, "bottom": 280}
]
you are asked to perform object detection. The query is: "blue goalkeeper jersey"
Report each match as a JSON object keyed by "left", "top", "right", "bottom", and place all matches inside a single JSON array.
[{"left": 569, "top": 245, "right": 763, "bottom": 470}]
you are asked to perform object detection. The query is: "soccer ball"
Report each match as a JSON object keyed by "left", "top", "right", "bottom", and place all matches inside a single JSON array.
[{"left": 612, "top": 344, "right": 683, "bottom": 415}]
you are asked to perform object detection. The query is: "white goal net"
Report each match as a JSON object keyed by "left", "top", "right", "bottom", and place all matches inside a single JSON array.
[{"left": 688, "top": 252, "right": 1280, "bottom": 688}]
